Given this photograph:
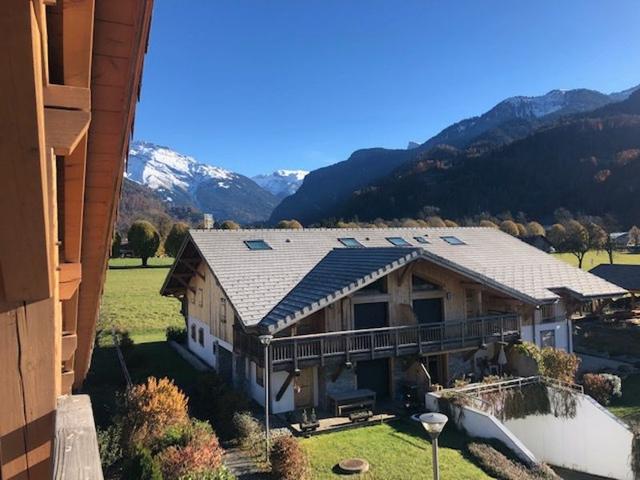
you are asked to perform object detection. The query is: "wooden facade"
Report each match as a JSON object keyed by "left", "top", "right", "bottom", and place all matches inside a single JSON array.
[{"left": 0, "top": 1, "right": 152, "bottom": 478}]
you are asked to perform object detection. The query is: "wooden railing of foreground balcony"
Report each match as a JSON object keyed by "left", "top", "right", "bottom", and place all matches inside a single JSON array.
[{"left": 236, "top": 314, "right": 520, "bottom": 371}]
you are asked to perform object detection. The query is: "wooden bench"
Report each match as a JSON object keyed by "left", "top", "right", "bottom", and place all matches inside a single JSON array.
[{"left": 328, "top": 389, "right": 376, "bottom": 417}]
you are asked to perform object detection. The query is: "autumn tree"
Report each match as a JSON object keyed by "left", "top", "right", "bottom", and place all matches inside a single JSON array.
[
  {"left": 426, "top": 216, "right": 447, "bottom": 227},
  {"left": 479, "top": 220, "right": 498, "bottom": 229},
  {"left": 526, "top": 221, "right": 545, "bottom": 237},
  {"left": 629, "top": 226, "right": 640, "bottom": 246},
  {"left": 515, "top": 223, "right": 527, "bottom": 237},
  {"left": 128, "top": 220, "right": 160, "bottom": 267},
  {"left": 500, "top": 220, "right": 519, "bottom": 236},
  {"left": 219, "top": 220, "right": 240, "bottom": 230},
  {"left": 444, "top": 219, "right": 459, "bottom": 227},
  {"left": 563, "top": 220, "right": 606, "bottom": 269},
  {"left": 164, "top": 222, "right": 190, "bottom": 258},
  {"left": 547, "top": 223, "right": 567, "bottom": 248},
  {"left": 276, "top": 219, "right": 303, "bottom": 229}
]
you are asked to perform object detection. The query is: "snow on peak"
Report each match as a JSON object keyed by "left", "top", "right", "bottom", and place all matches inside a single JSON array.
[
  {"left": 502, "top": 89, "right": 570, "bottom": 118},
  {"left": 126, "top": 141, "right": 236, "bottom": 201},
  {"left": 252, "top": 169, "right": 309, "bottom": 198}
]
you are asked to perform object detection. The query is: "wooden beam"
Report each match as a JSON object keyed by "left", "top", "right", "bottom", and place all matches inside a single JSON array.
[
  {"left": 60, "top": 370, "right": 74, "bottom": 395},
  {"left": 61, "top": 333, "right": 77, "bottom": 362},
  {"left": 59, "top": 263, "right": 82, "bottom": 301},
  {"left": 0, "top": 0, "right": 52, "bottom": 303},
  {"left": 62, "top": 0, "right": 95, "bottom": 88},
  {"left": 45, "top": 108, "right": 91, "bottom": 156},
  {"left": 63, "top": 133, "right": 88, "bottom": 262},
  {"left": 179, "top": 259, "right": 205, "bottom": 280},
  {"left": 44, "top": 84, "right": 91, "bottom": 110},
  {"left": 276, "top": 371, "right": 296, "bottom": 402}
]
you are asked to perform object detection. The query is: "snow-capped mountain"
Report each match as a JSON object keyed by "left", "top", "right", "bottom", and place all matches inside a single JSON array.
[
  {"left": 252, "top": 169, "right": 309, "bottom": 199},
  {"left": 126, "top": 141, "right": 279, "bottom": 224}
]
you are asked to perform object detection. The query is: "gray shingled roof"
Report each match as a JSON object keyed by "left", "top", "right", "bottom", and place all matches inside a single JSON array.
[
  {"left": 261, "top": 247, "right": 422, "bottom": 332},
  {"left": 166, "top": 227, "right": 626, "bottom": 330},
  {"left": 589, "top": 264, "right": 640, "bottom": 292}
]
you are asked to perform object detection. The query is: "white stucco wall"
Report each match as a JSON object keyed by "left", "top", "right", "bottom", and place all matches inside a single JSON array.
[
  {"left": 428, "top": 387, "right": 636, "bottom": 480},
  {"left": 187, "top": 315, "right": 233, "bottom": 370},
  {"left": 520, "top": 318, "right": 572, "bottom": 352},
  {"left": 249, "top": 361, "right": 294, "bottom": 414},
  {"left": 505, "top": 392, "right": 635, "bottom": 480},
  {"left": 425, "top": 393, "right": 537, "bottom": 465}
]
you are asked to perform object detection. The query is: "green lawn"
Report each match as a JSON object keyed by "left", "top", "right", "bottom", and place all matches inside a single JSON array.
[
  {"left": 609, "top": 374, "right": 640, "bottom": 424},
  {"left": 100, "top": 257, "right": 183, "bottom": 340},
  {"left": 552, "top": 250, "right": 640, "bottom": 270},
  {"left": 301, "top": 421, "right": 491, "bottom": 480}
]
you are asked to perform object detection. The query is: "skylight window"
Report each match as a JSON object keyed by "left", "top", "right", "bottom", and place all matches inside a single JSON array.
[
  {"left": 339, "top": 237, "right": 363, "bottom": 248},
  {"left": 441, "top": 236, "right": 466, "bottom": 245},
  {"left": 386, "top": 237, "right": 412, "bottom": 247},
  {"left": 413, "top": 236, "right": 430, "bottom": 244},
  {"left": 244, "top": 239, "right": 272, "bottom": 250}
]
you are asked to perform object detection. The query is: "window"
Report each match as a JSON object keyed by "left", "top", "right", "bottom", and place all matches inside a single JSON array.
[
  {"left": 386, "top": 237, "right": 411, "bottom": 246},
  {"left": 244, "top": 239, "right": 272, "bottom": 250},
  {"left": 441, "top": 236, "right": 465, "bottom": 245},
  {"left": 191, "top": 324, "right": 196, "bottom": 341},
  {"left": 197, "top": 287, "right": 203, "bottom": 307},
  {"left": 540, "top": 329, "right": 556, "bottom": 348},
  {"left": 256, "top": 363, "right": 264, "bottom": 387},
  {"left": 198, "top": 327, "right": 204, "bottom": 346},
  {"left": 189, "top": 289, "right": 195, "bottom": 304},
  {"left": 338, "top": 237, "right": 363, "bottom": 248},
  {"left": 412, "top": 275, "right": 439, "bottom": 291},
  {"left": 358, "top": 277, "right": 387, "bottom": 294},
  {"left": 540, "top": 304, "right": 555, "bottom": 322},
  {"left": 413, "top": 236, "right": 430, "bottom": 244},
  {"left": 220, "top": 298, "right": 227, "bottom": 323}
]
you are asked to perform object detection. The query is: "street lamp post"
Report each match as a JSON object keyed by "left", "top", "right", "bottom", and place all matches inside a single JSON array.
[
  {"left": 259, "top": 335, "right": 273, "bottom": 461},
  {"left": 419, "top": 412, "right": 448, "bottom": 480}
]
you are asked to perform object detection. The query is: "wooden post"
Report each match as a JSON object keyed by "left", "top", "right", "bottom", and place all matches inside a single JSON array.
[
  {"left": 370, "top": 332, "right": 375, "bottom": 359},
  {"left": 320, "top": 338, "right": 325, "bottom": 366}
]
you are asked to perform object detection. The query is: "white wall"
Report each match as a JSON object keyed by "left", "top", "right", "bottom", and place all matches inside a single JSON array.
[
  {"left": 425, "top": 393, "right": 537, "bottom": 465},
  {"left": 505, "top": 391, "right": 635, "bottom": 480},
  {"left": 520, "top": 318, "right": 572, "bottom": 352},
  {"left": 249, "top": 361, "right": 294, "bottom": 414},
  {"left": 187, "top": 315, "right": 233, "bottom": 370}
]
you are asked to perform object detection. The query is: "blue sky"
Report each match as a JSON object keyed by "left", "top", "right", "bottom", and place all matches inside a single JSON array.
[{"left": 133, "top": 0, "right": 640, "bottom": 176}]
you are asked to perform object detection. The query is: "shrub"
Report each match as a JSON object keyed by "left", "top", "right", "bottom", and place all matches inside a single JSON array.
[
  {"left": 124, "top": 377, "right": 190, "bottom": 450},
  {"left": 123, "top": 447, "right": 163, "bottom": 480},
  {"left": 178, "top": 466, "right": 235, "bottom": 480},
  {"left": 190, "top": 373, "right": 250, "bottom": 441},
  {"left": 269, "top": 436, "right": 310, "bottom": 480},
  {"left": 98, "top": 424, "right": 123, "bottom": 474},
  {"left": 467, "top": 442, "right": 557, "bottom": 480},
  {"left": 583, "top": 373, "right": 622, "bottom": 406},
  {"left": 233, "top": 412, "right": 264, "bottom": 453},
  {"left": 539, "top": 347, "right": 580, "bottom": 384},
  {"left": 157, "top": 421, "right": 224, "bottom": 479},
  {"left": 166, "top": 326, "right": 187, "bottom": 344}
]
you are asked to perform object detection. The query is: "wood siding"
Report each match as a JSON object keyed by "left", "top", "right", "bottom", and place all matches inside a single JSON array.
[{"left": 188, "top": 264, "right": 234, "bottom": 345}]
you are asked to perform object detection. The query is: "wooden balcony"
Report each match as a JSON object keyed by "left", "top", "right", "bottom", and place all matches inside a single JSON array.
[{"left": 237, "top": 314, "right": 520, "bottom": 372}]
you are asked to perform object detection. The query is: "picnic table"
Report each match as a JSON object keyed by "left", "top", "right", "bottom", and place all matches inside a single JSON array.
[{"left": 328, "top": 389, "right": 376, "bottom": 416}]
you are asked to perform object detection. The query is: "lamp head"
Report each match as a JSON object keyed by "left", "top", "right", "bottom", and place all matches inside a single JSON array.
[
  {"left": 419, "top": 412, "right": 448, "bottom": 439},
  {"left": 259, "top": 335, "right": 273, "bottom": 346}
]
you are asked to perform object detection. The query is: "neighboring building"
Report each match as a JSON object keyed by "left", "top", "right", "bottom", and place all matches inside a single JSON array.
[
  {"left": 521, "top": 235, "right": 555, "bottom": 253},
  {"left": 590, "top": 264, "right": 640, "bottom": 305},
  {"left": 610, "top": 232, "right": 631, "bottom": 249},
  {"left": 0, "top": 1, "right": 152, "bottom": 477},
  {"left": 162, "top": 228, "right": 625, "bottom": 415}
]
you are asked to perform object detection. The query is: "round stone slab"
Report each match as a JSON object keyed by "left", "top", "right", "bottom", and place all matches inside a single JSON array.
[{"left": 338, "top": 458, "right": 370, "bottom": 474}]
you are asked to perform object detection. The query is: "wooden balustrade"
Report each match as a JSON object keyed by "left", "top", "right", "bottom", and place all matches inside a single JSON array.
[{"left": 237, "top": 314, "right": 520, "bottom": 371}]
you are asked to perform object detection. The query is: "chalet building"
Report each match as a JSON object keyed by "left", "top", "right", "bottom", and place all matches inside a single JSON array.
[
  {"left": 162, "top": 228, "right": 625, "bottom": 415},
  {"left": 0, "top": 1, "right": 152, "bottom": 478}
]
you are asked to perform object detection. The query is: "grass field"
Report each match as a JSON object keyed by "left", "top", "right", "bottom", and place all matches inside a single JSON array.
[
  {"left": 302, "top": 421, "right": 490, "bottom": 480},
  {"left": 552, "top": 250, "right": 640, "bottom": 270},
  {"left": 100, "top": 257, "right": 182, "bottom": 341}
]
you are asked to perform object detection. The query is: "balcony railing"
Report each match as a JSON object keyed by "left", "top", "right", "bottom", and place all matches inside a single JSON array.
[{"left": 236, "top": 314, "right": 520, "bottom": 371}]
